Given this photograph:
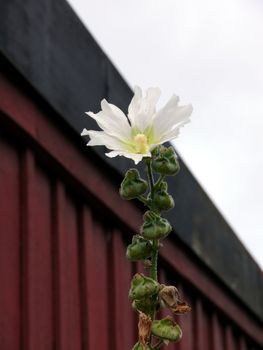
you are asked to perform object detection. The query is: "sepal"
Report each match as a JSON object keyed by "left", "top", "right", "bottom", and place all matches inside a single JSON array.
[
  {"left": 152, "top": 146, "right": 180, "bottom": 176},
  {"left": 126, "top": 236, "right": 153, "bottom": 261},
  {"left": 151, "top": 182, "right": 174, "bottom": 212},
  {"left": 120, "top": 169, "right": 148, "bottom": 200},
  {"left": 129, "top": 273, "right": 159, "bottom": 300},
  {"left": 141, "top": 211, "right": 172, "bottom": 240},
  {"left": 151, "top": 316, "right": 182, "bottom": 342},
  {"left": 133, "top": 297, "right": 157, "bottom": 315}
]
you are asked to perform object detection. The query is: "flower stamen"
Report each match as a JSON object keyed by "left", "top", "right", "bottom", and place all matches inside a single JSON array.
[{"left": 134, "top": 134, "right": 149, "bottom": 154}]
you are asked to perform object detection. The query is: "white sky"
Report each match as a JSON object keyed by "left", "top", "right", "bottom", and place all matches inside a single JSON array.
[{"left": 68, "top": 0, "right": 263, "bottom": 269}]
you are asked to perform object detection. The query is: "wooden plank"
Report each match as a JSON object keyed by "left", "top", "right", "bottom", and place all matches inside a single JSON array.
[
  {"left": 177, "top": 286, "right": 194, "bottom": 350},
  {"left": 111, "top": 230, "right": 135, "bottom": 350},
  {"left": 225, "top": 325, "right": 237, "bottom": 350},
  {"left": 82, "top": 211, "right": 110, "bottom": 349},
  {"left": 211, "top": 312, "right": 225, "bottom": 350},
  {"left": 21, "top": 150, "right": 53, "bottom": 350},
  {"left": 0, "top": 137, "right": 20, "bottom": 349},
  {"left": 54, "top": 182, "right": 81, "bottom": 350},
  {"left": 239, "top": 336, "right": 247, "bottom": 350},
  {"left": 158, "top": 268, "right": 169, "bottom": 320},
  {"left": 195, "top": 299, "right": 209, "bottom": 350},
  {"left": 79, "top": 206, "right": 92, "bottom": 350}
]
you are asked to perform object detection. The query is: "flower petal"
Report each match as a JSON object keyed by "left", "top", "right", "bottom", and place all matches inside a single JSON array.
[
  {"left": 85, "top": 130, "right": 123, "bottom": 150},
  {"left": 159, "top": 118, "right": 190, "bottom": 144},
  {"left": 128, "top": 86, "right": 142, "bottom": 125},
  {"left": 128, "top": 86, "right": 161, "bottom": 132},
  {"left": 105, "top": 150, "right": 150, "bottom": 164},
  {"left": 86, "top": 99, "right": 131, "bottom": 140},
  {"left": 81, "top": 128, "right": 89, "bottom": 136},
  {"left": 153, "top": 95, "right": 192, "bottom": 137}
]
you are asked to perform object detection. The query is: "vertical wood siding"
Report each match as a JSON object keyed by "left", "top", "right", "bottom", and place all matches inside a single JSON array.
[{"left": 0, "top": 73, "right": 262, "bottom": 349}]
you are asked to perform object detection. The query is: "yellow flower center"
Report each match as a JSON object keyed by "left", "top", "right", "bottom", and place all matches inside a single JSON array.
[{"left": 134, "top": 134, "right": 149, "bottom": 154}]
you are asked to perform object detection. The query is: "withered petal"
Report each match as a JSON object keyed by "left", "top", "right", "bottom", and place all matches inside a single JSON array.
[{"left": 138, "top": 312, "right": 152, "bottom": 348}]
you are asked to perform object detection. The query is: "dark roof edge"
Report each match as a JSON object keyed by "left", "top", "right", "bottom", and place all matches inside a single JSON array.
[{"left": 0, "top": 0, "right": 262, "bottom": 321}]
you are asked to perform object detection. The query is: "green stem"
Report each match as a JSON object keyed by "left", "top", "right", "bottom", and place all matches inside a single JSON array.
[
  {"left": 146, "top": 159, "right": 155, "bottom": 200},
  {"left": 149, "top": 239, "right": 159, "bottom": 323},
  {"left": 150, "top": 240, "right": 158, "bottom": 280},
  {"left": 137, "top": 195, "right": 148, "bottom": 206},
  {"left": 154, "top": 174, "right": 164, "bottom": 189},
  {"left": 145, "top": 159, "right": 162, "bottom": 349}
]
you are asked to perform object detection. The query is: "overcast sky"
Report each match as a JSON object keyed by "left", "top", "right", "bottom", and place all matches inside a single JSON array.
[{"left": 68, "top": 0, "right": 263, "bottom": 268}]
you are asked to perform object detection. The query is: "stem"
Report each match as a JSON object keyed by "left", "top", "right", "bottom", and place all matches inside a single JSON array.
[
  {"left": 146, "top": 159, "right": 155, "bottom": 200},
  {"left": 154, "top": 174, "right": 164, "bottom": 189},
  {"left": 145, "top": 159, "right": 162, "bottom": 349},
  {"left": 137, "top": 195, "right": 148, "bottom": 206},
  {"left": 149, "top": 239, "right": 159, "bottom": 323},
  {"left": 150, "top": 240, "right": 158, "bottom": 280}
]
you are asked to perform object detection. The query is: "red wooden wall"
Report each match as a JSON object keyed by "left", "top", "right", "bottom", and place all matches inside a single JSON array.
[{"left": 0, "top": 71, "right": 263, "bottom": 350}]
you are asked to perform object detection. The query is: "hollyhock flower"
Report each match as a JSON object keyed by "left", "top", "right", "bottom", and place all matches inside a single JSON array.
[{"left": 81, "top": 86, "right": 192, "bottom": 164}]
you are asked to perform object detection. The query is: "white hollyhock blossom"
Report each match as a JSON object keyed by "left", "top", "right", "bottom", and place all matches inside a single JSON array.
[{"left": 81, "top": 86, "right": 193, "bottom": 164}]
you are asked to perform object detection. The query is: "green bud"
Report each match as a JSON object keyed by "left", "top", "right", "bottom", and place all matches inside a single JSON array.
[
  {"left": 152, "top": 146, "right": 180, "bottom": 176},
  {"left": 131, "top": 342, "right": 146, "bottom": 350},
  {"left": 120, "top": 169, "right": 148, "bottom": 200},
  {"left": 132, "top": 297, "right": 156, "bottom": 315},
  {"left": 129, "top": 273, "right": 159, "bottom": 300},
  {"left": 151, "top": 317, "right": 182, "bottom": 342},
  {"left": 133, "top": 297, "right": 161, "bottom": 314},
  {"left": 157, "top": 181, "right": 168, "bottom": 191},
  {"left": 126, "top": 236, "right": 153, "bottom": 261},
  {"left": 141, "top": 211, "right": 172, "bottom": 240},
  {"left": 151, "top": 183, "right": 174, "bottom": 212}
]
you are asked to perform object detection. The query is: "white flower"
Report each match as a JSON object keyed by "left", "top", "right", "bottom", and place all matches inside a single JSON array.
[{"left": 81, "top": 86, "right": 193, "bottom": 164}]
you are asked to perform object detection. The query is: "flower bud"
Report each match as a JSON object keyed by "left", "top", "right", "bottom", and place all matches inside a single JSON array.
[
  {"left": 132, "top": 297, "right": 155, "bottom": 315},
  {"left": 129, "top": 273, "right": 159, "bottom": 300},
  {"left": 120, "top": 169, "right": 148, "bottom": 200},
  {"left": 152, "top": 146, "right": 180, "bottom": 176},
  {"left": 141, "top": 211, "right": 172, "bottom": 240},
  {"left": 151, "top": 183, "right": 174, "bottom": 212},
  {"left": 151, "top": 316, "right": 182, "bottom": 342},
  {"left": 126, "top": 236, "right": 153, "bottom": 261}
]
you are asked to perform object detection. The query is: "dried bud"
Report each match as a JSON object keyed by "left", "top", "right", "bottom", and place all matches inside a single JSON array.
[
  {"left": 129, "top": 273, "right": 159, "bottom": 300},
  {"left": 138, "top": 312, "right": 152, "bottom": 348},
  {"left": 126, "top": 236, "right": 153, "bottom": 261},
  {"left": 151, "top": 316, "right": 182, "bottom": 342},
  {"left": 141, "top": 211, "right": 172, "bottom": 240},
  {"left": 152, "top": 146, "right": 180, "bottom": 176},
  {"left": 151, "top": 183, "right": 174, "bottom": 212},
  {"left": 120, "top": 169, "right": 148, "bottom": 200},
  {"left": 172, "top": 301, "right": 192, "bottom": 314},
  {"left": 159, "top": 285, "right": 179, "bottom": 307},
  {"left": 159, "top": 285, "right": 191, "bottom": 314}
]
